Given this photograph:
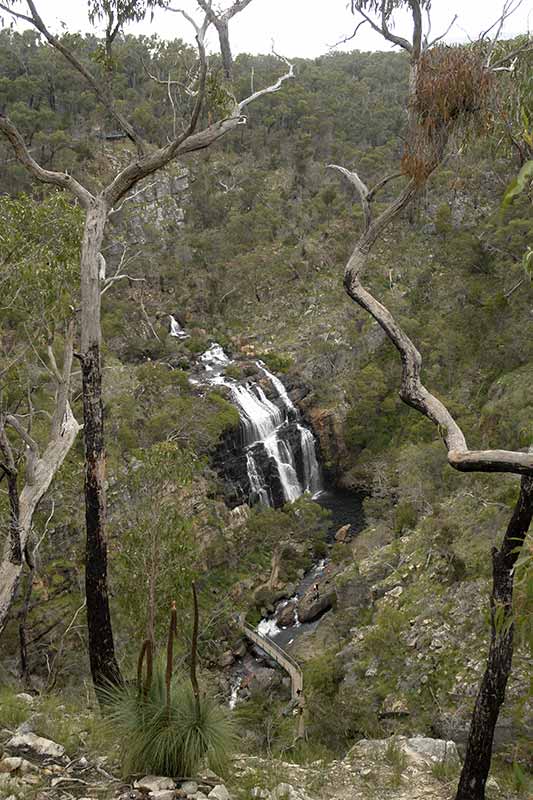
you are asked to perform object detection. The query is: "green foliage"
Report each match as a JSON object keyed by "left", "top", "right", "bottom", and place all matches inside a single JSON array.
[
  {"left": 393, "top": 501, "right": 418, "bottom": 536},
  {"left": 0, "top": 686, "right": 32, "bottom": 728},
  {"left": 258, "top": 352, "right": 294, "bottom": 374},
  {"left": 384, "top": 738, "right": 408, "bottom": 787},
  {"left": 431, "top": 754, "right": 460, "bottom": 783},
  {"left": 304, "top": 650, "right": 343, "bottom": 700},
  {"left": 0, "top": 192, "right": 82, "bottom": 336},
  {"left": 113, "top": 443, "right": 200, "bottom": 644},
  {"left": 103, "top": 661, "right": 235, "bottom": 778},
  {"left": 502, "top": 159, "right": 533, "bottom": 208}
]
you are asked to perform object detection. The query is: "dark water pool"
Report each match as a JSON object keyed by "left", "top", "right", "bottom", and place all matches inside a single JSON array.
[{"left": 315, "top": 487, "right": 366, "bottom": 539}]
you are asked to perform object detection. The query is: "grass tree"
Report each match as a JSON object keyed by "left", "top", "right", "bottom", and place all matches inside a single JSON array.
[
  {"left": 0, "top": 0, "right": 293, "bottom": 691},
  {"left": 330, "top": 2, "right": 533, "bottom": 799}
]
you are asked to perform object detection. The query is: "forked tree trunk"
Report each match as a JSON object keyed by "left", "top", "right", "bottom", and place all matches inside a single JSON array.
[
  {"left": 455, "top": 475, "right": 533, "bottom": 800},
  {"left": 0, "top": 334, "right": 80, "bottom": 635},
  {"left": 80, "top": 201, "right": 122, "bottom": 690}
]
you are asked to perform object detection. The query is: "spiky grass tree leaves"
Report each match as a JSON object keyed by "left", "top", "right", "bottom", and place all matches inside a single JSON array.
[{"left": 102, "top": 659, "right": 236, "bottom": 778}]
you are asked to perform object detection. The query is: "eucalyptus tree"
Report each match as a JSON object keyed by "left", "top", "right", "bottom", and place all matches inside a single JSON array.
[
  {"left": 329, "top": 2, "right": 533, "bottom": 798},
  {"left": 0, "top": 193, "right": 82, "bottom": 635},
  {"left": 0, "top": 0, "right": 293, "bottom": 691}
]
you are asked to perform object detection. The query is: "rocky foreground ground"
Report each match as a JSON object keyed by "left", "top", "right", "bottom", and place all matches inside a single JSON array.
[{"left": 0, "top": 706, "right": 509, "bottom": 800}]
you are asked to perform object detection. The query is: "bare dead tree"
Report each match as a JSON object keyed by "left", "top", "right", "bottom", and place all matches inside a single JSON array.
[
  {"left": 329, "top": 3, "right": 533, "bottom": 799},
  {"left": 0, "top": 0, "right": 292, "bottom": 692},
  {"left": 194, "top": 0, "right": 254, "bottom": 79},
  {"left": 0, "top": 323, "right": 80, "bottom": 634}
]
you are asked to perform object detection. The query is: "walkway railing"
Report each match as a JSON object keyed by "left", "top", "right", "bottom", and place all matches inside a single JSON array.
[{"left": 240, "top": 620, "right": 303, "bottom": 699}]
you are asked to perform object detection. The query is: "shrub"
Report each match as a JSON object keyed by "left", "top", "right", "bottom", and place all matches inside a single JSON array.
[
  {"left": 103, "top": 660, "right": 235, "bottom": 778},
  {"left": 384, "top": 738, "right": 408, "bottom": 787},
  {"left": 393, "top": 501, "right": 418, "bottom": 536},
  {"left": 225, "top": 364, "right": 244, "bottom": 381},
  {"left": 0, "top": 687, "right": 32, "bottom": 729},
  {"left": 258, "top": 352, "right": 294, "bottom": 374}
]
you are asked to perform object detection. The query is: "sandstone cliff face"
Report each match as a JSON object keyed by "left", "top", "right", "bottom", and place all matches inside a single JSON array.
[{"left": 113, "top": 168, "right": 189, "bottom": 246}]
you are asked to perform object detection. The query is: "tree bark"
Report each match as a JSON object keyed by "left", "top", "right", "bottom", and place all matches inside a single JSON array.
[
  {"left": 0, "top": 337, "right": 80, "bottom": 634},
  {"left": 455, "top": 475, "right": 533, "bottom": 800},
  {"left": 80, "top": 201, "right": 122, "bottom": 690}
]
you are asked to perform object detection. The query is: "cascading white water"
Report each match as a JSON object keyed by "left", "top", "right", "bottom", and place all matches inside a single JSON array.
[
  {"left": 246, "top": 451, "right": 271, "bottom": 506},
  {"left": 263, "top": 434, "right": 301, "bottom": 502},
  {"left": 198, "top": 343, "right": 323, "bottom": 506},
  {"left": 231, "top": 383, "right": 283, "bottom": 444},
  {"left": 298, "top": 424, "right": 322, "bottom": 495},
  {"left": 259, "top": 363, "right": 322, "bottom": 498},
  {"left": 169, "top": 315, "right": 189, "bottom": 339}
]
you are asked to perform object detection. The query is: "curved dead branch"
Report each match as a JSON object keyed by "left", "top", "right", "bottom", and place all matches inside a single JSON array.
[
  {"left": 333, "top": 169, "right": 533, "bottom": 477},
  {"left": 0, "top": 115, "right": 93, "bottom": 208}
]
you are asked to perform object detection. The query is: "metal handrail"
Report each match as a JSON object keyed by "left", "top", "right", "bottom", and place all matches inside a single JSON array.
[
  {"left": 240, "top": 621, "right": 303, "bottom": 701},
  {"left": 242, "top": 623, "right": 301, "bottom": 672}
]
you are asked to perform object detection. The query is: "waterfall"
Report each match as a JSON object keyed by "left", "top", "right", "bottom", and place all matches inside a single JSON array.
[
  {"left": 199, "top": 343, "right": 323, "bottom": 507},
  {"left": 247, "top": 451, "right": 271, "bottom": 506},
  {"left": 298, "top": 424, "right": 322, "bottom": 494},
  {"left": 169, "top": 315, "right": 189, "bottom": 339},
  {"left": 263, "top": 434, "right": 301, "bottom": 503}
]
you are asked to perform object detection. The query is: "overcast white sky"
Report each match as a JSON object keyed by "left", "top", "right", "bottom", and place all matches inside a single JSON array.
[{"left": 5, "top": 0, "right": 533, "bottom": 57}]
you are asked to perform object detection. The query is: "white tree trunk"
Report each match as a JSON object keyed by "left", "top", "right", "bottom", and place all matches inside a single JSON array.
[{"left": 0, "top": 402, "right": 80, "bottom": 633}]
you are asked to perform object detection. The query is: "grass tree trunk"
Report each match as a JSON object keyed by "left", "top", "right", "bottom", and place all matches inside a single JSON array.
[
  {"left": 455, "top": 475, "right": 533, "bottom": 800},
  {"left": 81, "top": 200, "right": 122, "bottom": 690}
]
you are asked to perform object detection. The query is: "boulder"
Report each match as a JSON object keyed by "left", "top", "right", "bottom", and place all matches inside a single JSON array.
[
  {"left": 180, "top": 781, "right": 198, "bottom": 795},
  {"left": 249, "top": 666, "right": 278, "bottom": 693},
  {"left": 271, "top": 784, "right": 312, "bottom": 800},
  {"left": 15, "top": 694, "right": 34, "bottom": 705},
  {"left": 379, "top": 694, "right": 410, "bottom": 718},
  {"left": 150, "top": 792, "right": 176, "bottom": 800},
  {"left": 349, "top": 735, "right": 459, "bottom": 767},
  {"left": 298, "top": 591, "right": 334, "bottom": 624},
  {"left": 208, "top": 785, "right": 230, "bottom": 800},
  {"left": 404, "top": 736, "right": 460, "bottom": 765},
  {"left": 0, "top": 758, "right": 22, "bottom": 773},
  {"left": 276, "top": 601, "right": 296, "bottom": 628},
  {"left": 134, "top": 776, "right": 176, "bottom": 793},
  {"left": 7, "top": 733, "right": 65, "bottom": 759},
  {"left": 335, "top": 524, "right": 351, "bottom": 543},
  {"left": 218, "top": 651, "right": 234, "bottom": 669}
]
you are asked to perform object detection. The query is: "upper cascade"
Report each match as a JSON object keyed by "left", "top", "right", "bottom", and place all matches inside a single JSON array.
[
  {"left": 197, "top": 343, "right": 323, "bottom": 507},
  {"left": 169, "top": 315, "right": 189, "bottom": 339}
]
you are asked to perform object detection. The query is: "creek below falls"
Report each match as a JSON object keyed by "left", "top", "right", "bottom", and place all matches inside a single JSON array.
[{"left": 187, "top": 332, "right": 366, "bottom": 707}]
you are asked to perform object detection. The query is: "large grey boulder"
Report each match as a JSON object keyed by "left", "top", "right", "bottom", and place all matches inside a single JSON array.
[
  {"left": 349, "top": 735, "right": 459, "bottom": 767},
  {"left": 134, "top": 776, "right": 176, "bottom": 793},
  {"left": 7, "top": 733, "right": 65, "bottom": 759},
  {"left": 208, "top": 785, "right": 230, "bottom": 800},
  {"left": 405, "top": 736, "right": 459, "bottom": 765},
  {"left": 276, "top": 601, "right": 296, "bottom": 628},
  {"left": 297, "top": 591, "right": 334, "bottom": 623}
]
